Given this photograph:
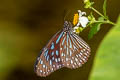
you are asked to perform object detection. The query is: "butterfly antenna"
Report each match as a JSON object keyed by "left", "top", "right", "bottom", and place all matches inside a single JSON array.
[{"left": 63, "top": 10, "right": 71, "bottom": 21}]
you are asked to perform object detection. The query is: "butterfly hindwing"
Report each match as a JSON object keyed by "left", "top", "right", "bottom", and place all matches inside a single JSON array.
[
  {"left": 60, "top": 30, "right": 90, "bottom": 69},
  {"left": 35, "top": 30, "right": 64, "bottom": 77}
]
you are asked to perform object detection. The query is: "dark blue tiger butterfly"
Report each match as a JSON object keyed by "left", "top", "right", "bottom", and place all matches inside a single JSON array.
[{"left": 34, "top": 21, "right": 91, "bottom": 77}]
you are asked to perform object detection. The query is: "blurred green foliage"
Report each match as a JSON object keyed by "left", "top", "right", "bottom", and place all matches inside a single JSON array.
[{"left": 90, "top": 16, "right": 120, "bottom": 80}]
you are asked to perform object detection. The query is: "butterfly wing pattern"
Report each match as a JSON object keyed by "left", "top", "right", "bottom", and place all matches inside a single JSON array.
[{"left": 34, "top": 21, "right": 91, "bottom": 77}]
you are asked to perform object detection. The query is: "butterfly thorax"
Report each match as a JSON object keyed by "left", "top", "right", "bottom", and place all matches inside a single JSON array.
[{"left": 63, "top": 21, "right": 73, "bottom": 33}]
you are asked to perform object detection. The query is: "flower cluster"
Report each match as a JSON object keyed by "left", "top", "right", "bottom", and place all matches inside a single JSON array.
[{"left": 73, "top": 10, "right": 89, "bottom": 33}]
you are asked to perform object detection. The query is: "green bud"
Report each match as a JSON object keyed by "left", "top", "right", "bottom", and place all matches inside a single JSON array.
[
  {"left": 83, "top": 0, "right": 90, "bottom": 4},
  {"left": 79, "top": 27, "right": 84, "bottom": 32},
  {"left": 84, "top": 0, "right": 94, "bottom": 9},
  {"left": 88, "top": 12, "right": 96, "bottom": 24}
]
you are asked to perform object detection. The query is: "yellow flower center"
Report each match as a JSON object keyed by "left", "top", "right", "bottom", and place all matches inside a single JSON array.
[{"left": 73, "top": 13, "right": 79, "bottom": 25}]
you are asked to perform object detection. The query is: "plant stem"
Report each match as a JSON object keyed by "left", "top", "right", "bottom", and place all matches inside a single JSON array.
[
  {"left": 91, "top": 7, "right": 107, "bottom": 19},
  {"left": 94, "top": 21, "right": 116, "bottom": 26},
  {"left": 90, "top": 7, "right": 116, "bottom": 26},
  {"left": 107, "top": 20, "right": 116, "bottom": 26}
]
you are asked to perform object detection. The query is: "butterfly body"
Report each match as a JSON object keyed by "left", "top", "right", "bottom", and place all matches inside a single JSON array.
[{"left": 34, "top": 21, "right": 90, "bottom": 77}]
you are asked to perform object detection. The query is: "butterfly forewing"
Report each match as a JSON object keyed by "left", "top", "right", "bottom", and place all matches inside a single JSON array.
[{"left": 35, "top": 30, "right": 64, "bottom": 77}]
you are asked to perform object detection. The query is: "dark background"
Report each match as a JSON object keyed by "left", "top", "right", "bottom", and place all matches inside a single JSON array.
[{"left": 0, "top": 0, "right": 119, "bottom": 80}]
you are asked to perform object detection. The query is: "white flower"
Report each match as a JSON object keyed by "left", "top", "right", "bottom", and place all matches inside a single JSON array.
[
  {"left": 75, "top": 10, "right": 89, "bottom": 28},
  {"left": 79, "top": 16, "right": 89, "bottom": 27}
]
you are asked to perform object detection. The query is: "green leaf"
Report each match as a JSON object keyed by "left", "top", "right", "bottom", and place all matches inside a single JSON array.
[
  {"left": 88, "top": 23, "right": 100, "bottom": 39},
  {"left": 88, "top": 17, "right": 104, "bottom": 39},
  {"left": 103, "top": 0, "right": 107, "bottom": 17},
  {"left": 113, "top": 15, "right": 120, "bottom": 30}
]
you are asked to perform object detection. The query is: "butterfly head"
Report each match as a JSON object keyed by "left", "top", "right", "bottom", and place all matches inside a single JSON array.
[{"left": 63, "top": 21, "right": 73, "bottom": 32}]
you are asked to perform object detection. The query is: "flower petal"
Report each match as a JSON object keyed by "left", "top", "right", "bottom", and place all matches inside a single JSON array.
[{"left": 79, "top": 16, "right": 89, "bottom": 27}]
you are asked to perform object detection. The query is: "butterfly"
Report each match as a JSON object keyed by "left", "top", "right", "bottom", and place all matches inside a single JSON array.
[{"left": 34, "top": 21, "right": 91, "bottom": 77}]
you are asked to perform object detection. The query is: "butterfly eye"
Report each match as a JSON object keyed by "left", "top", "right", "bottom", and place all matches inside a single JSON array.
[{"left": 34, "top": 21, "right": 90, "bottom": 77}]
